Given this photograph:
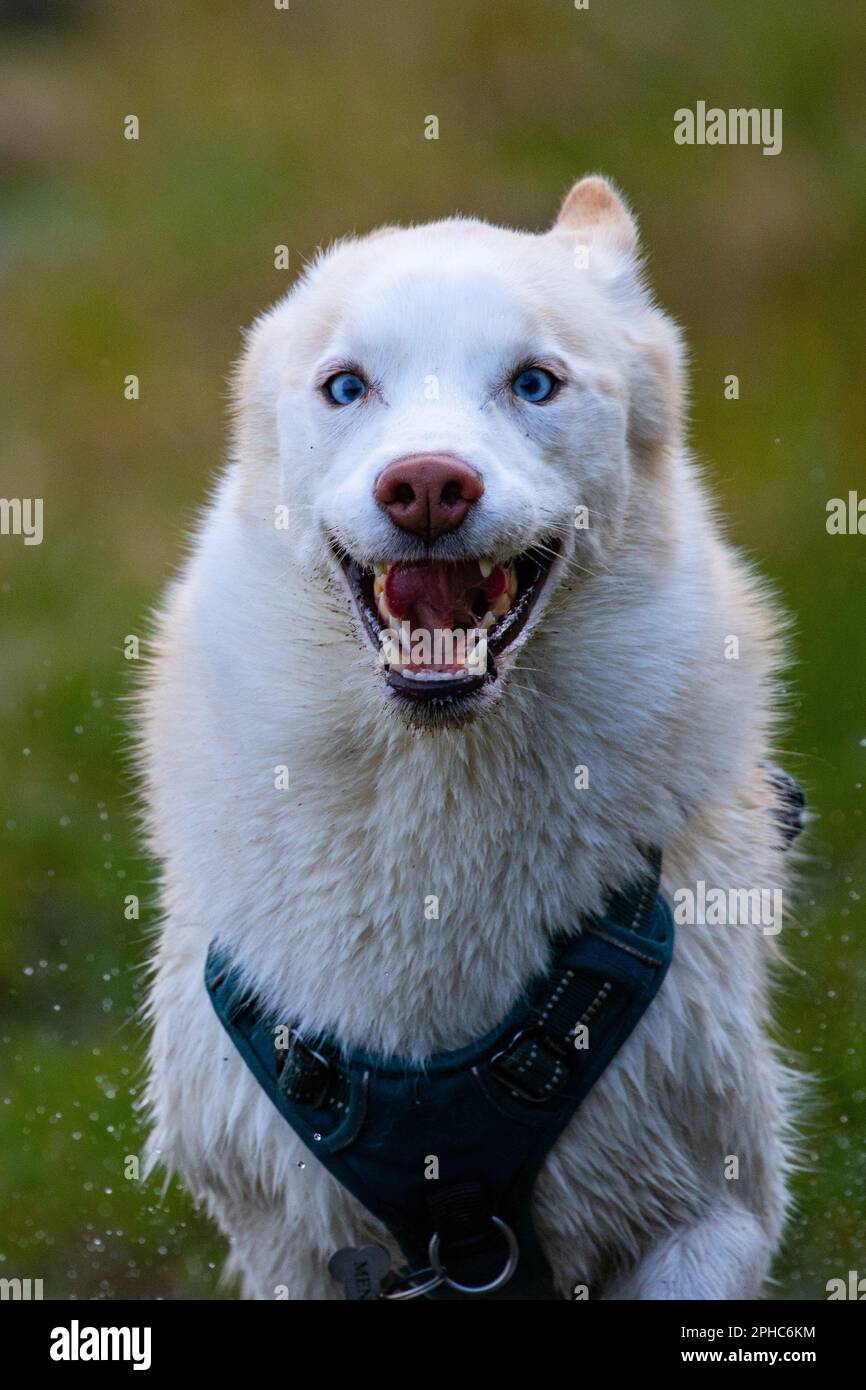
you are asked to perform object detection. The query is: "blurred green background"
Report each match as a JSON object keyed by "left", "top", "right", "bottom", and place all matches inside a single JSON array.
[{"left": 1, "top": 0, "right": 864, "bottom": 1300}]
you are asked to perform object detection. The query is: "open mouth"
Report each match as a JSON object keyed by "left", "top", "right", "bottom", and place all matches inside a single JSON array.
[{"left": 338, "top": 541, "right": 561, "bottom": 707}]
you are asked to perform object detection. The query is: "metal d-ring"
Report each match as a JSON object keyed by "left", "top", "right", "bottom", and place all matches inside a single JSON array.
[
  {"left": 382, "top": 1266, "right": 444, "bottom": 1300},
  {"left": 428, "top": 1215, "right": 519, "bottom": 1295}
]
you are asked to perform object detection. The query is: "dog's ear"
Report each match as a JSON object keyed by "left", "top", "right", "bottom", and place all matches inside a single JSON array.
[
  {"left": 553, "top": 178, "right": 683, "bottom": 459},
  {"left": 553, "top": 175, "right": 638, "bottom": 256}
]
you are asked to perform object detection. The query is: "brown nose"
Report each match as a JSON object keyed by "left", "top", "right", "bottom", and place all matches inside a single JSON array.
[{"left": 374, "top": 453, "right": 484, "bottom": 537}]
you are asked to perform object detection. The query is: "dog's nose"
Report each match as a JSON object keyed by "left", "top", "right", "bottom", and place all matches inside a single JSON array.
[{"left": 374, "top": 454, "right": 484, "bottom": 537}]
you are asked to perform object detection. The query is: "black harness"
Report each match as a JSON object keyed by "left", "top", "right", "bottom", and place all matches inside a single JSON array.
[{"left": 206, "top": 848, "right": 674, "bottom": 1299}]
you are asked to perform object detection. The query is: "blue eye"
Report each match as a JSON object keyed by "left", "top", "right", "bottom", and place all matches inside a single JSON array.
[
  {"left": 512, "top": 367, "right": 558, "bottom": 403},
  {"left": 325, "top": 371, "right": 367, "bottom": 406}
]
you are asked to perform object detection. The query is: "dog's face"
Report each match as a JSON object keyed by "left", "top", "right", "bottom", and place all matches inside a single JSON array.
[{"left": 235, "top": 177, "right": 683, "bottom": 727}]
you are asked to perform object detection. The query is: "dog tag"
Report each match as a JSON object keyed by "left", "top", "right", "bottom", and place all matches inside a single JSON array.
[{"left": 328, "top": 1243, "right": 392, "bottom": 1300}]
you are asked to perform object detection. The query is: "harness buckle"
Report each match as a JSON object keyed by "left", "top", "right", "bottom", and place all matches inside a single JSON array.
[
  {"left": 276, "top": 1030, "right": 333, "bottom": 1108},
  {"left": 489, "top": 1027, "right": 571, "bottom": 1104}
]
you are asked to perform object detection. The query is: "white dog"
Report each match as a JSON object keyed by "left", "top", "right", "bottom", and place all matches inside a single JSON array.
[{"left": 141, "top": 176, "right": 800, "bottom": 1300}]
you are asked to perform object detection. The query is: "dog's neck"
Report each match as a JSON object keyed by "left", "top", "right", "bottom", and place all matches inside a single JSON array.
[{"left": 192, "top": 583, "right": 695, "bottom": 1057}]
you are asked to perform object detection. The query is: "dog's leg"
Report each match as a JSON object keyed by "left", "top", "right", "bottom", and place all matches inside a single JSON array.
[
  {"left": 219, "top": 1211, "right": 344, "bottom": 1301},
  {"left": 601, "top": 1200, "right": 773, "bottom": 1300},
  {"left": 205, "top": 1171, "right": 402, "bottom": 1301}
]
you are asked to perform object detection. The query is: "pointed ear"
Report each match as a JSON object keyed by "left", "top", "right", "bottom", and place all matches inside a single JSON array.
[{"left": 553, "top": 175, "right": 638, "bottom": 255}]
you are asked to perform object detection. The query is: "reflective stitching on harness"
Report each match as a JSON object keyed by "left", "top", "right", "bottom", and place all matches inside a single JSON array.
[
  {"left": 576, "top": 979, "right": 612, "bottom": 1026},
  {"left": 584, "top": 924, "right": 661, "bottom": 967},
  {"left": 629, "top": 876, "right": 654, "bottom": 932},
  {"left": 536, "top": 968, "right": 575, "bottom": 1024}
]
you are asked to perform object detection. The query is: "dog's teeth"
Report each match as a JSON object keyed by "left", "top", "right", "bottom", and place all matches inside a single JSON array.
[
  {"left": 481, "top": 610, "right": 496, "bottom": 629},
  {"left": 399, "top": 665, "right": 472, "bottom": 683},
  {"left": 373, "top": 575, "right": 385, "bottom": 598},
  {"left": 506, "top": 564, "right": 518, "bottom": 598},
  {"left": 374, "top": 562, "right": 388, "bottom": 578},
  {"left": 491, "top": 590, "right": 512, "bottom": 617},
  {"left": 479, "top": 558, "right": 494, "bottom": 579}
]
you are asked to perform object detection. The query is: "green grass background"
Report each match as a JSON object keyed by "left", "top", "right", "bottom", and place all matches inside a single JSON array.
[{"left": 1, "top": 0, "right": 864, "bottom": 1299}]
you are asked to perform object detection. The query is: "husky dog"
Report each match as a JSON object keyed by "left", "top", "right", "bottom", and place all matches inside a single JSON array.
[{"left": 141, "top": 177, "right": 798, "bottom": 1299}]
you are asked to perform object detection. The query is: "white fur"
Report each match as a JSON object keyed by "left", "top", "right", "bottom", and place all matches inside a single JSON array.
[{"left": 140, "top": 179, "right": 800, "bottom": 1300}]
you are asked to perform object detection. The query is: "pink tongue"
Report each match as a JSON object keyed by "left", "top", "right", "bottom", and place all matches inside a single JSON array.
[{"left": 385, "top": 560, "right": 506, "bottom": 631}]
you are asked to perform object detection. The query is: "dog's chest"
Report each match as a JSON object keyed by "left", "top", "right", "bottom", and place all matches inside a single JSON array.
[
  {"left": 239, "top": 793, "right": 613, "bottom": 1058},
  {"left": 237, "top": 822, "right": 603, "bottom": 1050}
]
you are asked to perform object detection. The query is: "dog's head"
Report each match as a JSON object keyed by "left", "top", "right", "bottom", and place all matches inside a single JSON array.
[{"left": 233, "top": 176, "right": 684, "bottom": 727}]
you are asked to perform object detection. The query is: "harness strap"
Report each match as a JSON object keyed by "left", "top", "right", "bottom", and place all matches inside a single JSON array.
[{"left": 205, "top": 849, "right": 674, "bottom": 1299}]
